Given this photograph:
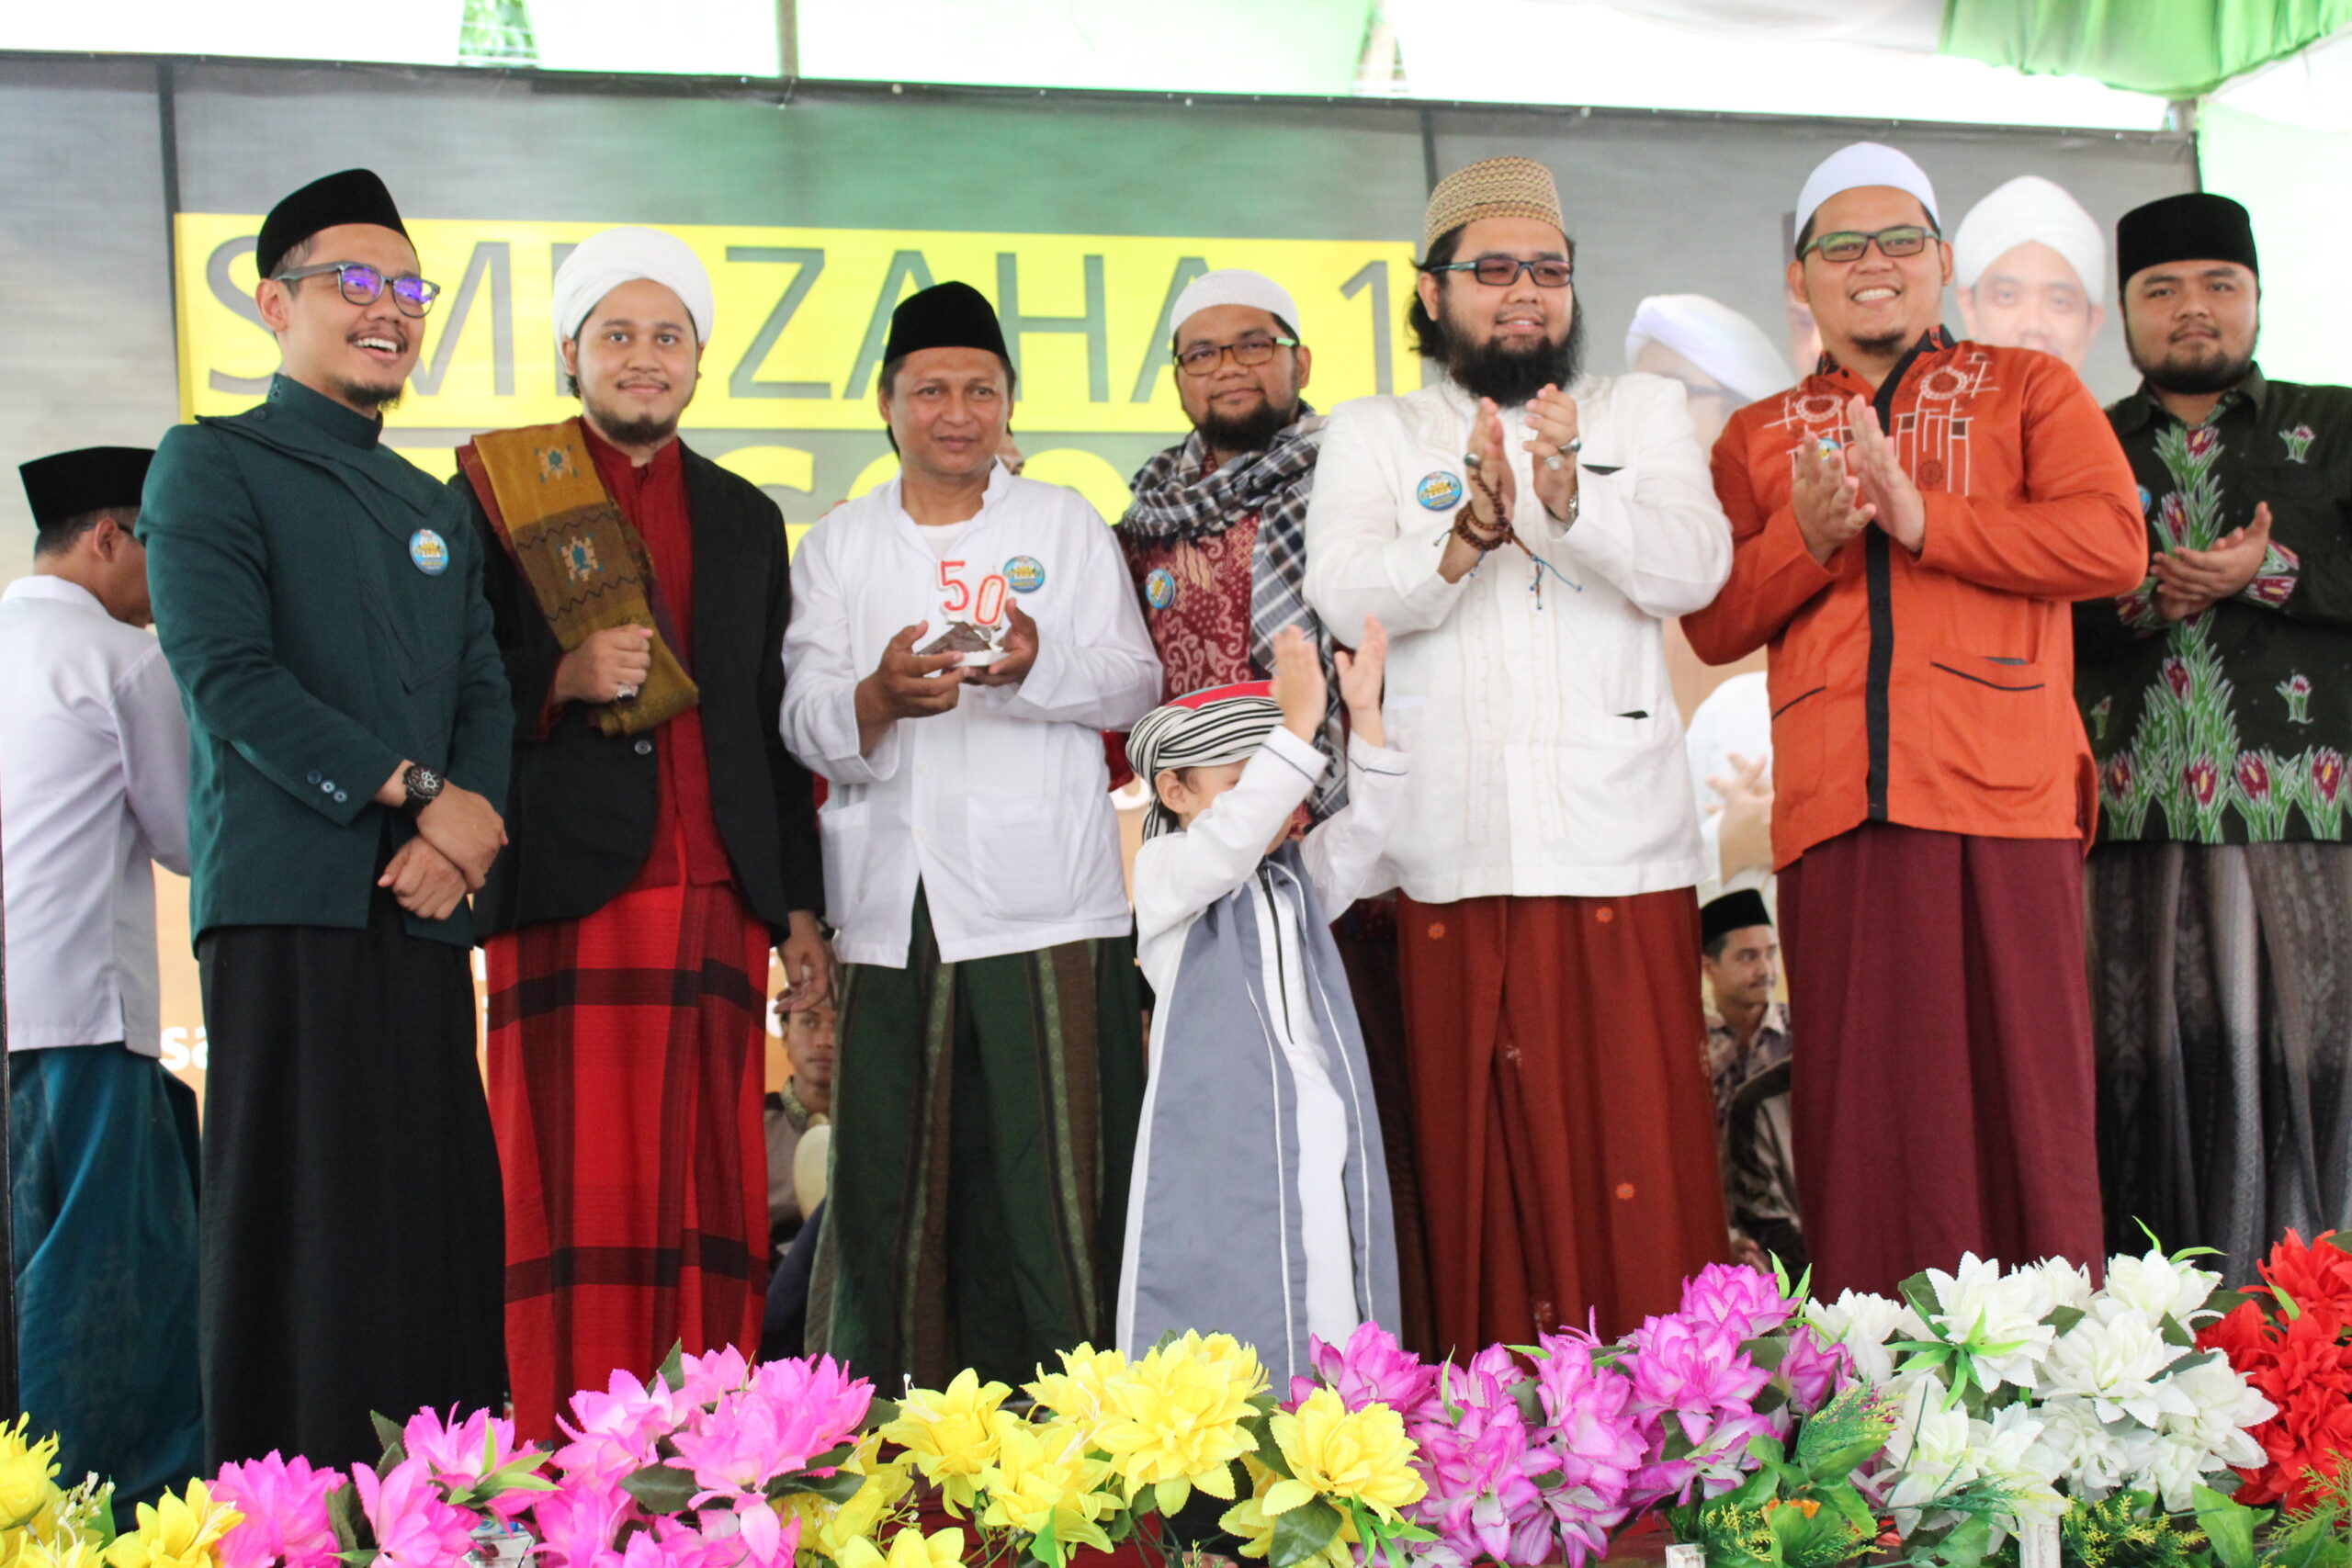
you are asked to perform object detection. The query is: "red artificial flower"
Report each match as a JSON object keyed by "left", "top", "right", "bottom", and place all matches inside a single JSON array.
[{"left": 2196, "top": 1231, "right": 2352, "bottom": 1510}]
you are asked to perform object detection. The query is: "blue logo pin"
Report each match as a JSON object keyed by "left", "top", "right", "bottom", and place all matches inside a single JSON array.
[
  {"left": 1144, "top": 567, "right": 1178, "bottom": 611},
  {"left": 409, "top": 529, "right": 450, "bottom": 576},
  {"left": 1417, "top": 471, "right": 1464, "bottom": 511},
  {"left": 1005, "top": 556, "right": 1046, "bottom": 593}
]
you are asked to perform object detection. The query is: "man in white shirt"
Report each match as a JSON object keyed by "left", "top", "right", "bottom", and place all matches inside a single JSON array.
[
  {"left": 1304, "top": 157, "right": 1734, "bottom": 1356},
  {"left": 782, "top": 282, "right": 1161, "bottom": 1386},
  {"left": 2, "top": 446, "right": 200, "bottom": 1513}
]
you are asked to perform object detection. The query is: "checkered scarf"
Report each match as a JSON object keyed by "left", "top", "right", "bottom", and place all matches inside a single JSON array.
[{"left": 1121, "top": 410, "right": 1347, "bottom": 816}]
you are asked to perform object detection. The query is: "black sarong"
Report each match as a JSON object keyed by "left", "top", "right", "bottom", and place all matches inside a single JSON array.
[{"left": 196, "top": 889, "right": 505, "bottom": 1469}]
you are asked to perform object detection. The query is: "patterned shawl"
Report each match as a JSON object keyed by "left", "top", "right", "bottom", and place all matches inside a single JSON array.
[{"left": 1120, "top": 411, "right": 1347, "bottom": 815}]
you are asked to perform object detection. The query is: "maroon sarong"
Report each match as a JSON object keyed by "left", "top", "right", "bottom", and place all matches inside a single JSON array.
[
  {"left": 1396, "top": 891, "right": 1727, "bottom": 1357},
  {"left": 1781, "top": 822, "right": 2103, "bottom": 1296},
  {"left": 487, "top": 878, "right": 771, "bottom": 1440}
]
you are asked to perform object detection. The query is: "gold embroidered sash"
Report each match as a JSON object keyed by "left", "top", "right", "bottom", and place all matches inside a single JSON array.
[{"left": 460, "top": 418, "right": 696, "bottom": 736}]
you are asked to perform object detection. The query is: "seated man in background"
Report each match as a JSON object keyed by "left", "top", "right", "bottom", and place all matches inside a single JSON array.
[{"left": 1698, "top": 889, "right": 1801, "bottom": 1273}]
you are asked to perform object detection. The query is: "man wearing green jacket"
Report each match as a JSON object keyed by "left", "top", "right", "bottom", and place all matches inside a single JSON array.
[{"left": 140, "top": 169, "right": 514, "bottom": 1469}]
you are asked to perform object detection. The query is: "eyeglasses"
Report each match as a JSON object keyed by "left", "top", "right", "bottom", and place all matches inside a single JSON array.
[
  {"left": 272, "top": 261, "right": 443, "bottom": 317},
  {"left": 1799, "top": 225, "right": 1939, "bottom": 264},
  {"left": 1173, "top": 334, "right": 1299, "bottom": 378},
  {"left": 1422, "top": 256, "right": 1575, "bottom": 288}
]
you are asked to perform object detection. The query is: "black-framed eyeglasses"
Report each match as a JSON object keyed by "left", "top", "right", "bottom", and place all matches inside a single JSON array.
[
  {"left": 1173, "top": 334, "right": 1299, "bottom": 378},
  {"left": 1799, "top": 225, "right": 1939, "bottom": 264},
  {"left": 1422, "top": 256, "right": 1575, "bottom": 288},
  {"left": 272, "top": 261, "right": 443, "bottom": 317}
]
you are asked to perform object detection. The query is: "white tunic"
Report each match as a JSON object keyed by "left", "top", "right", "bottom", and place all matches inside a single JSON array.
[
  {"left": 1125, "top": 727, "right": 1409, "bottom": 1350},
  {"left": 782, "top": 467, "right": 1162, "bottom": 967},
  {"left": 1302, "top": 374, "right": 1733, "bottom": 902},
  {"left": 0, "top": 577, "right": 191, "bottom": 1055}
]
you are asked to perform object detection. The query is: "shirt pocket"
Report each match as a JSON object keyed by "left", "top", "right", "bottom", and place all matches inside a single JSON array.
[{"left": 1928, "top": 647, "right": 2054, "bottom": 791}]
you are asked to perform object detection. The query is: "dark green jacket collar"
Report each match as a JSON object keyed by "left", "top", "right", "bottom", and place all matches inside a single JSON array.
[
  {"left": 266, "top": 372, "right": 387, "bottom": 449},
  {"left": 2113, "top": 362, "right": 2271, "bottom": 434}
]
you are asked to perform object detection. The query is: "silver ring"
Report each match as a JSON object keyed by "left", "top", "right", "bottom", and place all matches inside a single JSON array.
[
  {"left": 1566, "top": 436, "right": 1584, "bottom": 453},
  {"left": 1544, "top": 454, "right": 1566, "bottom": 471},
  {"left": 1463, "top": 451, "right": 1484, "bottom": 471},
  {"left": 615, "top": 684, "right": 639, "bottom": 703}
]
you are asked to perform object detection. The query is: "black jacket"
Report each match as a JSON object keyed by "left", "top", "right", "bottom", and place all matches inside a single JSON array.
[{"left": 451, "top": 442, "right": 821, "bottom": 937}]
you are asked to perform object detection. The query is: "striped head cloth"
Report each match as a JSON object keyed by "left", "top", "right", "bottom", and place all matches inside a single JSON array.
[
  {"left": 1424, "top": 157, "right": 1566, "bottom": 254},
  {"left": 1127, "top": 681, "right": 1283, "bottom": 840}
]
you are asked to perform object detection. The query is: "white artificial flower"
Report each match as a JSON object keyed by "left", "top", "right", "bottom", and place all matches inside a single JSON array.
[
  {"left": 2035, "top": 1396, "right": 2157, "bottom": 1500},
  {"left": 2040, "top": 1305, "right": 2198, "bottom": 1428},
  {"left": 1922, "top": 1255, "right": 2057, "bottom": 1393},
  {"left": 2100, "top": 1249, "right": 2225, "bottom": 1327},
  {"left": 1970, "top": 1404, "right": 2068, "bottom": 1538},
  {"left": 1806, "top": 1290, "right": 1928, "bottom": 1387},
  {"left": 1883, "top": 1379, "right": 1975, "bottom": 1524},
  {"left": 2152, "top": 1357, "right": 2275, "bottom": 1474},
  {"left": 2030, "top": 1258, "right": 2097, "bottom": 1314}
]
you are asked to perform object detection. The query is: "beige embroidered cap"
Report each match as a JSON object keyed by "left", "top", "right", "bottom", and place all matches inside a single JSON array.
[{"left": 1423, "top": 157, "right": 1566, "bottom": 253}]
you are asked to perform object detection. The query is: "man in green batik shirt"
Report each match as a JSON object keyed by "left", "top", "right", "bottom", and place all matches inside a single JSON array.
[{"left": 2075, "top": 191, "right": 2352, "bottom": 1284}]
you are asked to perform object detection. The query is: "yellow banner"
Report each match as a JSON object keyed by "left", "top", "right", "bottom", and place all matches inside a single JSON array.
[{"left": 174, "top": 214, "right": 1421, "bottom": 520}]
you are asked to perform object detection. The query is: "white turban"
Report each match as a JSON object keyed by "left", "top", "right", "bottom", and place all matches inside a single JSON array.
[
  {"left": 1168, "top": 269, "right": 1302, "bottom": 342},
  {"left": 1624, "top": 296, "right": 1791, "bottom": 407},
  {"left": 1795, "top": 141, "right": 1940, "bottom": 241},
  {"left": 1951, "top": 175, "right": 2107, "bottom": 305},
  {"left": 551, "top": 226, "right": 715, "bottom": 350}
]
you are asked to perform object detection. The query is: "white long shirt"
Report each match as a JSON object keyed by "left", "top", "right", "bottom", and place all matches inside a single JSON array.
[
  {"left": 1685, "top": 670, "right": 1776, "bottom": 912},
  {"left": 0, "top": 577, "right": 191, "bottom": 1055},
  {"left": 1127, "top": 726, "right": 1410, "bottom": 1349},
  {"left": 782, "top": 468, "right": 1162, "bottom": 967},
  {"left": 1303, "top": 374, "right": 1733, "bottom": 902}
]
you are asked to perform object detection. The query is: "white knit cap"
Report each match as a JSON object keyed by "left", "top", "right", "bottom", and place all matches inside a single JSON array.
[
  {"left": 1624, "top": 295, "right": 1792, "bottom": 406},
  {"left": 1168, "top": 269, "right": 1303, "bottom": 343},
  {"left": 551, "top": 226, "right": 715, "bottom": 349},
  {"left": 1951, "top": 175, "right": 2108, "bottom": 305},
  {"left": 1795, "top": 142, "right": 1941, "bottom": 242}
]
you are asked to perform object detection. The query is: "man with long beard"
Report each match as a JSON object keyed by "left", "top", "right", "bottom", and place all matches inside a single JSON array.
[
  {"left": 1683, "top": 143, "right": 2143, "bottom": 1297},
  {"left": 2076, "top": 193, "right": 2352, "bottom": 1280},
  {"left": 1305, "top": 157, "right": 1734, "bottom": 1354},
  {"left": 1116, "top": 267, "right": 1434, "bottom": 1354},
  {"left": 139, "top": 168, "right": 513, "bottom": 1466},
  {"left": 451, "top": 227, "right": 827, "bottom": 1438}
]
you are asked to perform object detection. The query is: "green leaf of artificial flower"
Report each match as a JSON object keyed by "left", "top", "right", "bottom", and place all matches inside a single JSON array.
[
  {"left": 2194, "top": 1483, "right": 2257, "bottom": 1568},
  {"left": 1268, "top": 1496, "right": 1343, "bottom": 1568},
  {"left": 620, "top": 1461, "right": 701, "bottom": 1516}
]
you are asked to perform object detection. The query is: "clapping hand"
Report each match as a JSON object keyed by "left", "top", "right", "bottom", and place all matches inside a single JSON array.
[
  {"left": 1271, "top": 625, "right": 1327, "bottom": 744},
  {"left": 1332, "top": 617, "right": 1387, "bottom": 749},
  {"left": 2154, "top": 502, "right": 2273, "bottom": 620}
]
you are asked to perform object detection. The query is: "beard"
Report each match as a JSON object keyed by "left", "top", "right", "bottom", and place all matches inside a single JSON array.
[
  {"left": 333, "top": 377, "right": 403, "bottom": 412},
  {"left": 582, "top": 389, "right": 682, "bottom": 449},
  {"left": 1196, "top": 393, "right": 1296, "bottom": 455},
  {"left": 1437, "top": 308, "right": 1585, "bottom": 408},
  {"left": 2133, "top": 334, "right": 2256, "bottom": 397}
]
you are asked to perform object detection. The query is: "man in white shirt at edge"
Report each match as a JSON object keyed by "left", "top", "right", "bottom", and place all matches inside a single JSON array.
[
  {"left": 782, "top": 281, "right": 1161, "bottom": 1388},
  {"left": 1303, "top": 156, "right": 1735, "bottom": 1358},
  {"left": 2, "top": 446, "right": 201, "bottom": 1517}
]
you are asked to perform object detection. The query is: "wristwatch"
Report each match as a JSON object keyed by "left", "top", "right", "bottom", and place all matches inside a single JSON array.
[{"left": 400, "top": 761, "right": 446, "bottom": 818}]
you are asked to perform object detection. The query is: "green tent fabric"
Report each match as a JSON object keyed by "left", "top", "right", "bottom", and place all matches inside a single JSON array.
[{"left": 1943, "top": 0, "right": 2352, "bottom": 97}]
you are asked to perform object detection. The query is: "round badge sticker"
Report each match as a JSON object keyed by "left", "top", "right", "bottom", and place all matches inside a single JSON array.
[
  {"left": 2138, "top": 486, "right": 2154, "bottom": 514},
  {"left": 1417, "top": 470, "right": 1464, "bottom": 511},
  {"left": 1005, "top": 555, "right": 1046, "bottom": 593},
  {"left": 409, "top": 528, "right": 450, "bottom": 576},
  {"left": 1144, "top": 567, "right": 1178, "bottom": 611}
]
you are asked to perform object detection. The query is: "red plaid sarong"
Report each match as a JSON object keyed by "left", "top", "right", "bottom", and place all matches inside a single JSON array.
[{"left": 486, "top": 878, "right": 771, "bottom": 1440}]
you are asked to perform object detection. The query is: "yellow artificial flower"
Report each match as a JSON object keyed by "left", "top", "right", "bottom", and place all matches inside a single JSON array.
[
  {"left": 977, "top": 1411, "right": 1124, "bottom": 1558},
  {"left": 0, "top": 1419, "right": 62, "bottom": 1533},
  {"left": 1093, "top": 1332, "right": 1266, "bottom": 1515},
  {"left": 834, "top": 1526, "right": 967, "bottom": 1568},
  {"left": 876, "top": 1370, "right": 1012, "bottom": 1513},
  {"left": 19, "top": 1540, "right": 102, "bottom": 1568},
  {"left": 1217, "top": 1458, "right": 1281, "bottom": 1563},
  {"left": 786, "top": 1433, "right": 919, "bottom": 1561},
  {"left": 101, "top": 1479, "right": 240, "bottom": 1568},
  {"left": 1024, "top": 1344, "right": 1129, "bottom": 1437},
  {"left": 1262, "top": 1389, "right": 1427, "bottom": 1523}
]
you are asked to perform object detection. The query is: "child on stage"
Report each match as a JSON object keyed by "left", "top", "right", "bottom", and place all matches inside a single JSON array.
[{"left": 1116, "top": 619, "right": 1408, "bottom": 1380}]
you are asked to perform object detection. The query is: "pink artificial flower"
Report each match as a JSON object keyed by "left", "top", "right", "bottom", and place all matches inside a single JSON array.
[
  {"left": 675, "top": 1347, "right": 754, "bottom": 1408},
  {"left": 1291, "top": 1323, "right": 1441, "bottom": 1420},
  {"left": 557, "top": 1369, "right": 688, "bottom": 1486},
  {"left": 1406, "top": 1348, "right": 1553, "bottom": 1568},
  {"left": 1622, "top": 1314, "right": 1774, "bottom": 1506},
  {"left": 1773, "top": 1321, "right": 1853, "bottom": 1416},
  {"left": 401, "top": 1404, "right": 545, "bottom": 1519},
  {"left": 741, "top": 1355, "right": 873, "bottom": 1453},
  {"left": 1677, "top": 1264, "right": 1793, "bottom": 1342},
  {"left": 354, "top": 1454, "right": 481, "bottom": 1568},
  {"left": 1528, "top": 1333, "right": 1643, "bottom": 1568},
  {"left": 671, "top": 1360, "right": 871, "bottom": 1521},
  {"left": 531, "top": 1476, "right": 639, "bottom": 1568},
  {"left": 212, "top": 1451, "right": 345, "bottom": 1568}
]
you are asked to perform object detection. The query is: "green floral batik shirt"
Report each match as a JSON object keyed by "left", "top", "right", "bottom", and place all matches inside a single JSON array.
[{"left": 2075, "top": 367, "right": 2352, "bottom": 844}]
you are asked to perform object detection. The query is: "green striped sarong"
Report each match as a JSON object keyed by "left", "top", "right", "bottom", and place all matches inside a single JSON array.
[{"left": 809, "top": 889, "right": 1144, "bottom": 1388}]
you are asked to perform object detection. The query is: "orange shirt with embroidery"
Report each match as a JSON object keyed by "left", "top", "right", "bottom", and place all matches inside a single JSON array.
[{"left": 1682, "top": 334, "right": 2145, "bottom": 866}]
